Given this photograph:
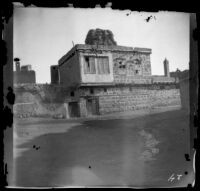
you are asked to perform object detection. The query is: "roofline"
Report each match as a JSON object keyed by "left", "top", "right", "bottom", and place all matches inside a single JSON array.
[
  {"left": 58, "top": 44, "right": 152, "bottom": 66},
  {"left": 58, "top": 46, "right": 77, "bottom": 66}
]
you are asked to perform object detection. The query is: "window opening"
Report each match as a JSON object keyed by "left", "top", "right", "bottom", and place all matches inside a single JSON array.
[
  {"left": 97, "top": 57, "right": 110, "bottom": 74},
  {"left": 90, "top": 88, "right": 94, "bottom": 94},
  {"left": 84, "top": 56, "right": 96, "bottom": 74},
  {"left": 70, "top": 91, "right": 75, "bottom": 97}
]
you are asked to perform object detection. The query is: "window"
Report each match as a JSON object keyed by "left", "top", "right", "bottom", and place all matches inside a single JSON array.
[
  {"left": 70, "top": 91, "right": 75, "bottom": 97},
  {"left": 84, "top": 56, "right": 96, "bottom": 74},
  {"left": 97, "top": 57, "right": 110, "bottom": 74},
  {"left": 160, "top": 85, "right": 165, "bottom": 90},
  {"left": 134, "top": 59, "right": 141, "bottom": 65},
  {"left": 119, "top": 61, "right": 126, "bottom": 69},
  {"left": 90, "top": 88, "right": 94, "bottom": 94},
  {"left": 103, "top": 88, "right": 107, "bottom": 92}
]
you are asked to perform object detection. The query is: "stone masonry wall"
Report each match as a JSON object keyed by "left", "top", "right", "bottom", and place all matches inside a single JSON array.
[
  {"left": 79, "top": 84, "right": 181, "bottom": 115},
  {"left": 99, "top": 87, "right": 180, "bottom": 114},
  {"left": 14, "top": 83, "right": 181, "bottom": 118},
  {"left": 112, "top": 51, "right": 151, "bottom": 84}
]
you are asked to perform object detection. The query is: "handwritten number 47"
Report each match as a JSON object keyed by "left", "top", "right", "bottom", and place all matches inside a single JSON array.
[{"left": 168, "top": 174, "right": 183, "bottom": 182}]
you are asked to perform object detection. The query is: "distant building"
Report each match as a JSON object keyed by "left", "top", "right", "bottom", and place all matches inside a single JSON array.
[
  {"left": 50, "top": 65, "right": 59, "bottom": 84},
  {"left": 13, "top": 58, "right": 36, "bottom": 84},
  {"left": 170, "top": 69, "right": 189, "bottom": 80},
  {"left": 163, "top": 58, "right": 170, "bottom": 77}
]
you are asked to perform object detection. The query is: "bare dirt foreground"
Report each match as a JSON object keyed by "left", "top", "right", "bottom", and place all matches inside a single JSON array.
[{"left": 13, "top": 108, "right": 194, "bottom": 188}]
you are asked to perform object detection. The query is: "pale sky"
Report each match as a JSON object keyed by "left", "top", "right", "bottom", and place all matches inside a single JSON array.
[{"left": 14, "top": 7, "right": 189, "bottom": 83}]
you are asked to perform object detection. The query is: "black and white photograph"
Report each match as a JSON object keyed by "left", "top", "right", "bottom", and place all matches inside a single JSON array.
[{"left": 2, "top": 3, "right": 198, "bottom": 188}]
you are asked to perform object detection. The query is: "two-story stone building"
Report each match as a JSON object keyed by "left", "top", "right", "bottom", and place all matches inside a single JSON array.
[{"left": 55, "top": 42, "right": 180, "bottom": 118}]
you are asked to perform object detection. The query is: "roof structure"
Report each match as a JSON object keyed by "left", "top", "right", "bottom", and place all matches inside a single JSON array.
[{"left": 58, "top": 44, "right": 152, "bottom": 65}]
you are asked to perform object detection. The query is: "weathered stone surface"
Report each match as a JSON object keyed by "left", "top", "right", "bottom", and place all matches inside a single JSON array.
[
  {"left": 112, "top": 51, "right": 152, "bottom": 83},
  {"left": 79, "top": 98, "right": 87, "bottom": 117},
  {"left": 14, "top": 83, "right": 181, "bottom": 118},
  {"left": 14, "top": 84, "right": 69, "bottom": 118},
  {"left": 85, "top": 29, "right": 117, "bottom": 46},
  {"left": 53, "top": 113, "right": 64, "bottom": 119},
  {"left": 96, "top": 85, "right": 181, "bottom": 114}
]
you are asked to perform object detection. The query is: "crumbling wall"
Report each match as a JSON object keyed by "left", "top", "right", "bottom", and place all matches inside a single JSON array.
[{"left": 14, "top": 84, "right": 69, "bottom": 118}]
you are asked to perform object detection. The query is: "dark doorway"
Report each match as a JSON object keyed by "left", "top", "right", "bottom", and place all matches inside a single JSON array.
[
  {"left": 86, "top": 97, "right": 99, "bottom": 116},
  {"left": 68, "top": 102, "right": 80, "bottom": 118}
]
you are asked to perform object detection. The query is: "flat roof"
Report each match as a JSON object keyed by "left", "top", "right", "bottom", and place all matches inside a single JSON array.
[{"left": 58, "top": 44, "right": 152, "bottom": 65}]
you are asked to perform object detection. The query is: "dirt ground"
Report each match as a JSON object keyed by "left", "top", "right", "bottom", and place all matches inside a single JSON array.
[{"left": 13, "top": 107, "right": 194, "bottom": 188}]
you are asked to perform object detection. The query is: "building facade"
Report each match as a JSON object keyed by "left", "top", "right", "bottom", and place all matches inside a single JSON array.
[{"left": 55, "top": 44, "right": 180, "bottom": 118}]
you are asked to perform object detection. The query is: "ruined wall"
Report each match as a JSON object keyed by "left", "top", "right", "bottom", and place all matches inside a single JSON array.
[
  {"left": 13, "top": 102, "right": 66, "bottom": 118},
  {"left": 79, "top": 84, "right": 181, "bottom": 115},
  {"left": 112, "top": 51, "right": 151, "bottom": 84},
  {"left": 14, "top": 84, "right": 69, "bottom": 118}
]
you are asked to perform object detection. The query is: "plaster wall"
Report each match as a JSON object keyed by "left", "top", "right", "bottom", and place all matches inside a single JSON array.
[
  {"left": 59, "top": 52, "right": 81, "bottom": 87},
  {"left": 79, "top": 52, "right": 114, "bottom": 83},
  {"left": 14, "top": 71, "right": 36, "bottom": 84}
]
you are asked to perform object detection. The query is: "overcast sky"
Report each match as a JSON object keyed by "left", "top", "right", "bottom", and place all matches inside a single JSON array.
[{"left": 14, "top": 7, "right": 189, "bottom": 83}]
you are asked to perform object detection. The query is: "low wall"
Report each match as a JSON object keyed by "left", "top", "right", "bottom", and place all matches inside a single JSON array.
[
  {"left": 14, "top": 103, "right": 37, "bottom": 117},
  {"left": 13, "top": 102, "right": 67, "bottom": 118},
  {"left": 14, "top": 84, "right": 69, "bottom": 118},
  {"left": 14, "top": 83, "right": 181, "bottom": 118},
  {"left": 14, "top": 84, "right": 69, "bottom": 103},
  {"left": 98, "top": 86, "right": 181, "bottom": 114}
]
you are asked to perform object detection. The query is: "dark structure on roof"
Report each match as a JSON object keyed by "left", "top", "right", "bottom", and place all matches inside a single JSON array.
[{"left": 85, "top": 28, "right": 117, "bottom": 46}]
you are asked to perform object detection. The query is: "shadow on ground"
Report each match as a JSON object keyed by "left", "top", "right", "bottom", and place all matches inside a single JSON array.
[{"left": 14, "top": 109, "right": 194, "bottom": 187}]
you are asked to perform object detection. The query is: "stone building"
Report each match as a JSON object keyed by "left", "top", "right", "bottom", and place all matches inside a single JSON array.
[
  {"left": 14, "top": 58, "right": 36, "bottom": 84},
  {"left": 53, "top": 29, "right": 180, "bottom": 118}
]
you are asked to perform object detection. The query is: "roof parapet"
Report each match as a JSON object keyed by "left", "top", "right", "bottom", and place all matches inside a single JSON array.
[
  {"left": 133, "top": 47, "right": 152, "bottom": 54},
  {"left": 58, "top": 44, "right": 152, "bottom": 65}
]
